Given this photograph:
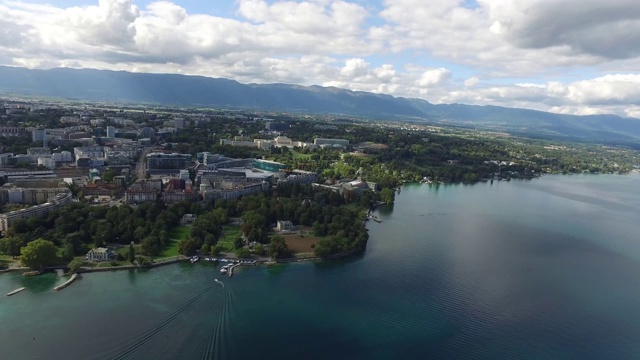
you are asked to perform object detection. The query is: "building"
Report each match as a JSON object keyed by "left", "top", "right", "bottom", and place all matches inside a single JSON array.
[
  {"left": 181, "top": 214, "right": 197, "bottom": 225},
  {"left": 32, "top": 129, "right": 46, "bottom": 142},
  {"left": 113, "top": 175, "right": 127, "bottom": 188},
  {"left": 314, "top": 138, "right": 350, "bottom": 147},
  {"left": 86, "top": 247, "right": 113, "bottom": 261},
  {"left": 125, "top": 188, "right": 159, "bottom": 204},
  {"left": 161, "top": 179, "right": 196, "bottom": 204},
  {"left": 146, "top": 153, "right": 191, "bottom": 169},
  {"left": 253, "top": 159, "right": 287, "bottom": 172},
  {"left": 174, "top": 118, "right": 186, "bottom": 129},
  {"left": 276, "top": 220, "right": 295, "bottom": 232},
  {"left": 277, "top": 170, "right": 318, "bottom": 186},
  {"left": 106, "top": 126, "right": 116, "bottom": 138},
  {"left": 82, "top": 184, "right": 122, "bottom": 197},
  {"left": 0, "top": 191, "right": 72, "bottom": 232},
  {"left": 266, "top": 122, "right": 289, "bottom": 132},
  {"left": 0, "top": 127, "right": 26, "bottom": 137},
  {"left": 139, "top": 127, "right": 155, "bottom": 139},
  {"left": 200, "top": 181, "right": 269, "bottom": 202},
  {"left": 37, "top": 157, "right": 56, "bottom": 169},
  {"left": 52, "top": 151, "right": 73, "bottom": 163}
]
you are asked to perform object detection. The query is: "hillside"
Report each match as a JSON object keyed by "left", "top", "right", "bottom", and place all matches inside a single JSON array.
[{"left": 1, "top": 66, "right": 640, "bottom": 144}]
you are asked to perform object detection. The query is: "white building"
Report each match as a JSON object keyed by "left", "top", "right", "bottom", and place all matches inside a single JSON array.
[
  {"left": 37, "top": 157, "right": 56, "bottom": 169},
  {"left": 106, "top": 126, "right": 116, "bottom": 138},
  {"left": 86, "top": 247, "right": 113, "bottom": 261}
]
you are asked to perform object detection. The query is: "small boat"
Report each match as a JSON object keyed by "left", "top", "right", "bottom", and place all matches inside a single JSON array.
[
  {"left": 220, "top": 267, "right": 228, "bottom": 274},
  {"left": 214, "top": 278, "right": 224, "bottom": 287},
  {"left": 6, "top": 287, "right": 26, "bottom": 296},
  {"left": 190, "top": 256, "right": 200, "bottom": 264}
]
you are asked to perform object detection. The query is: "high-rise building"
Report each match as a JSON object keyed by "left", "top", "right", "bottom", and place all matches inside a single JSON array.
[{"left": 106, "top": 126, "right": 116, "bottom": 138}]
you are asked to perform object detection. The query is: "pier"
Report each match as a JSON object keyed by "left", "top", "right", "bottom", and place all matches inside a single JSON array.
[
  {"left": 6, "top": 287, "right": 26, "bottom": 296},
  {"left": 53, "top": 273, "right": 79, "bottom": 291}
]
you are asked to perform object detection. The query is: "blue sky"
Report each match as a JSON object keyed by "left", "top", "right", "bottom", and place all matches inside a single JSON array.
[{"left": 1, "top": 0, "right": 640, "bottom": 118}]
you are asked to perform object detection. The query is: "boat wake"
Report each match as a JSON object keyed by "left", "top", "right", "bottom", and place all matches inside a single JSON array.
[{"left": 108, "top": 286, "right": 212, "bottom": 360}]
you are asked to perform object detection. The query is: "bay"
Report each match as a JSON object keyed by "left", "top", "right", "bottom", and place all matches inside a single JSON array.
[{"left": 1, "top": 174, "right": 640, "bottom": 359}]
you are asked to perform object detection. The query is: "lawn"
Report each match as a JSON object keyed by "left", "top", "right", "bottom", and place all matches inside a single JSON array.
[
  {"left": 158, "top": 226, "right": 190, "bottom": 257},
  {"left": 0, "top": 255, "right": 18, "bottom": 268},
  {"left": 218, "top": 225, "right": 242, "bottom": 252},
  {"left": 291, "top": 150, "right": 311, "bottom": 160}
]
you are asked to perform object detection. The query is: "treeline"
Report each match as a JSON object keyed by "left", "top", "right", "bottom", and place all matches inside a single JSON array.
[
  {"left": 0, "top": 200, "right": 202, "bottom": 260},
  {"left": 177, "top": 184, "right": 369, "bottom": 259}
]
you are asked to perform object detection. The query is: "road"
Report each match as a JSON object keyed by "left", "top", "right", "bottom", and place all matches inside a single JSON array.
[{"left": 134, "top": 146, "right": 154, "bottom": 180}]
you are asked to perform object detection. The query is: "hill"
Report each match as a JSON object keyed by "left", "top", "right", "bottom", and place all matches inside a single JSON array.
[{"left": 1, "top": 66, "right": 640, "bottom": 144}]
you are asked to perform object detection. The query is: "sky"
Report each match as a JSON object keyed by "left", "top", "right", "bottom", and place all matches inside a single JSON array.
[{"left": 1, "top": 0, "right": 640, "bottom": 118}]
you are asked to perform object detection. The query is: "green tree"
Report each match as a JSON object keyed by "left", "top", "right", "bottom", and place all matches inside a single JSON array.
[
  {"left": 253, "top": 243, "right": 265, "bottom": 256},
  {"left": 0, "top": 236, "right": 24, "bottom": 258},
  {"left": 210, "top": 245, "right": 222, "bottom": 257},
  {"left": 67, "top": 258, "right": 85, "bottom": 273},
  {"left": 201, "top": 243, "right": 210, "bottom": 256},
  {"left": 62, "top": 242, "right": 75, "bottom": 262},
  {"left": 268, "top": 236, "right": 289, "bottom": 259},
  {"left": 379, "top": 188, "right": 395, "bottom": 204},
  {"left": 235, "top": 247, "right": 251, "bottom": 258},
  {"left": 178, "top": 238, "right": 198, "bottom": 256},
  {"left": 233, "top": 236, "right": 244, "bottom": 250},
  {"left": 128, "top": 244, "right": 136, "bottom": 264},
  {"left": 20, "top": 239, "right": 58, "bottom": 270}
]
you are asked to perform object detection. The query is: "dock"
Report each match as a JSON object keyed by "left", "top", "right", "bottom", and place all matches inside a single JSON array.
[
  {"left": 6, "top": 287, "right": 26, "bottom": 296},
  {"left": 53, "top": 273, "right": 79, "bottom": 291}
]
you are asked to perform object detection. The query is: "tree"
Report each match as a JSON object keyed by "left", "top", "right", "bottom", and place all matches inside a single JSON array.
[
  {"left": 62, "top": 242, "right": 75, "bottom": 262},
  {"left": 67, "top": 258, "right": 85, "bottom": 273},
  {"left": 235, "top": 247, "right": 251, "bottom": 258},
  {"left": 233, "top": 236, "right": 244, "bottom": 250},
  {"left": 210, "top": 245, "right": 222, "bottom": 256},
  {"left": 201, "top": 243, "right": 210, "bottom": 256},
  {"left": 379, "top": 188, "right": 395, "bottom": 204},
  {"left": 20, "top": 239, "right": 58, "bottom": 270},
  {"left": 268, "top": 236, "right": 289, "bottom": 259},
  {"left": 128, "top": 244, "right": 136, "bottom": 264},
  {"left": 253, "top": 243, "right": 265, "bottom": 256},
  {"left": 178, "top": 238, "right": 198, "bottom": 256},
  {"left": 0, "top": 236, "right": 24, "bottom": 258}
]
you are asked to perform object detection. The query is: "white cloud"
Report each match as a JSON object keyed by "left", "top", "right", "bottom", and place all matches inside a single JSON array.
[
  {"left": 0, "top": 0, "right": 640, "bottom": 118},
  {"left": 415, "top": 68, "right": 451, "bottom": 87}
]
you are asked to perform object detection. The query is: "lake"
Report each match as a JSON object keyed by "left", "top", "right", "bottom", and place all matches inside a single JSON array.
[{"left": 1, "top": 174, "right": 640, "bottom": 359}]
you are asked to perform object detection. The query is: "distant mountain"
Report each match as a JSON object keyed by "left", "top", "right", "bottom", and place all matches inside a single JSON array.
[{"left": 1, "top": 65, "right": 640, "bottom": 145}]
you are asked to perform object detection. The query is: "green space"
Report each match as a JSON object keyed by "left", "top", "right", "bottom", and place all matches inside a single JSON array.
[
  {"left": 218, "top": 225, "right": 242, "bottom": 252},
  {"left": 159, "top": 226, "right": 190, "bottom": 257},
  {"left": 291, "top": 150, "right": 311, "bottom": 160}
]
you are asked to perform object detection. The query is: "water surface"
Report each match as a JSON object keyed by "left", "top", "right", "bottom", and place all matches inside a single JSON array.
[{"left": 1, "top": 174, "right": 640, "bottom": 359}]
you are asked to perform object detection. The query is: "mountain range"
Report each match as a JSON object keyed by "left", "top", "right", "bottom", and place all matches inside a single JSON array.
[{"left": 1, "top": 65, "right": 640, "bottom": 145}]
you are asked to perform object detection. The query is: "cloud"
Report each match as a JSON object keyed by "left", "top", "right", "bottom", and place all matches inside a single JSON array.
[
  {"left": 0, "top": 0, "right": 640, "bottom": 118},
  {"left": 486, "top": 0, "right": 640, "bottom": 59},
  {"left": 415, "top": 68, "right": 451, "bottom": 87}
]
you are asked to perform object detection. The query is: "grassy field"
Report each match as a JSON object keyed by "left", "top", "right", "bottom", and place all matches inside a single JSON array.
[
  {"left": 0, "top": 255, "right": 18, "bottom": 268},
  {"left": 291, "top": 150, "right": 312, "bottom": 160},
  {"left": 218, "top": 225, "right": 242, "bottom": 252},
  {"left": 159, "top": 226, "right": 191, "bottom": 257}
]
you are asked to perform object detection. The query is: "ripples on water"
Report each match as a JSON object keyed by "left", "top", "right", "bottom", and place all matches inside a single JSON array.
[{"left": 1, "top": 175, "right": 640, "bottom": 359}]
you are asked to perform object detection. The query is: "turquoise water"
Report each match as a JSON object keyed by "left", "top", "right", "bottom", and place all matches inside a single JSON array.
[{"left": 2, "top": 174, "right": 640, "bottom": 359}]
